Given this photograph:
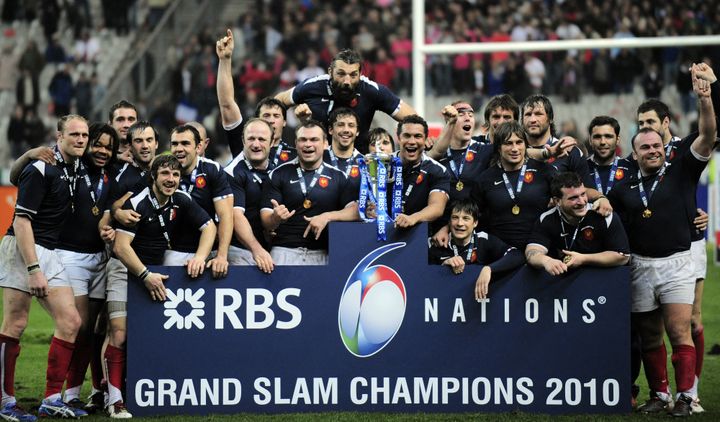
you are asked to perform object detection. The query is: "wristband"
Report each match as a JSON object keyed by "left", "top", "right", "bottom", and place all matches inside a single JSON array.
[
  {"left": 138, "top": 268, "right": 150, "bottom": 281},
  {"left": 27, "top": 263, "right": 40, "bottom": 274}
]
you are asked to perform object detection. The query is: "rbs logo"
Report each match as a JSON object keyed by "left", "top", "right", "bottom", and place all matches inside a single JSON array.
[{"left": 338, "top": 243, "right": 407, "bottom": 357}]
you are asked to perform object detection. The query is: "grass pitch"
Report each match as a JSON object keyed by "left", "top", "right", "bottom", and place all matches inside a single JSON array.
[{"left": 4, "top": 255, "right": 720, "bottom": 421}]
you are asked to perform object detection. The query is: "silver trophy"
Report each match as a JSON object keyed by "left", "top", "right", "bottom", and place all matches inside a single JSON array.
[{"left": 363, "top": 152, "right": 395, "bottom": 198}]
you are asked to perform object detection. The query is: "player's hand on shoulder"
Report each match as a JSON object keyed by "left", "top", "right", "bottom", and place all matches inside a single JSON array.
[
  {"left": 114, "top": 208, "right": 141, "bottom": 227},
  {"left": 431, "top": 225, "right": 450, "bottom": 248}
]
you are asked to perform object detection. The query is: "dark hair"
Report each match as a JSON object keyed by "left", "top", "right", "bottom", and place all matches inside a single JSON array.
[
  {"left": 368, "top": 127, "right": 395, "bottom": 151},
  {"left": 126, "top": 120, "right": 159, "bottom": 145},
  {"left": 243, "top": 117, "right": 275, "bottom": 143},
  {"left": 550, "top": 172, "right": 583, "bottom": 198},
  {"left": 396, "top": 114, "right": 428, "bottom": 138},
  {"left": 150, "top": 154, "right": 181, "bottom": 179},
  {"left": 171, "top": 124, "right": 202, "bottom": 146},
  {"left": 108, "top": 100, "right": 138, "bottom": 123},
  {"left": 331, "top": 49, "right": 363, "bottom": 71},
  {"left": 57, "top": 114, "right": 88, "bottom": 132},
  {"left": 450, "top": 199, "right": 479, "bottom": 221},
  {"left": 588, "top": 115, "right": 620, "bottom": 137},
  {"left": 491, "top": 121, "right": 528, "bottom": 161},
  {"left": 295, "top": 119, "right": 327, "bottom": 138},
  {"left": 328, "top": 107, "right": 359, "bottom": 128},
  {"left": 87, "top": 122, "right": 120, "bottom": 164},
  {"left": 520, "top": 94, "right": 555, "bottom": 136},
  {"left": 484, "top": 94, "right": 519, "bottom": 122},
  {"left": 254, "top": 97, "right": 287, "bottom": 120},
  {"left": 636, "top": 99, "right": 671, "bottom": 124},
  {"left": 630, "top": 127, "right": 664, "bottom": 151}
]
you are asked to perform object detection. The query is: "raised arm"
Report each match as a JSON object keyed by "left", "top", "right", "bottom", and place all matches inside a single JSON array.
[
  {"left": 690, "top": 64, "right": 717, "bottom": 157},
  {"left": 216, "top": 29, "right": 242, "bottom": 126}
]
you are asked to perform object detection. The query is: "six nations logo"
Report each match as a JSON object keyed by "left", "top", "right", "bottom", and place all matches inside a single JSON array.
[{"left": 338, "top": 243, "right": 407, "bottom": 358}]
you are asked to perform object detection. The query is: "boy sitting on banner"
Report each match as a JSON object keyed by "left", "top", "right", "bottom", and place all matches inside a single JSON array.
[{"left": 428, "top": 199, "right": 524, "bottom": 300}]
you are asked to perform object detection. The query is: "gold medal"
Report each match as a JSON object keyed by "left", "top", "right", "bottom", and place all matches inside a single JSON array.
[
  {"left": 455, "top": 181, "right": 464, "bottom": 191},
  {"left": 511, "top": 205, "right": 520, "bottom": 215},
  {"left": 303, "top": 199, "right": 312, "bottom": 209},
  {"left": 91, "top": 206, "right": 100, "bottom": 216},
  {"left": 563, "top": 255, "right": 572, "bottom": 264},
  {"left": 642, "top": 209, "right": 652, "bottom": 219}
]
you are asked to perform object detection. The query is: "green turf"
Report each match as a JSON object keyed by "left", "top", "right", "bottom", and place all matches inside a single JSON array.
[{"left": 3, "top": 255, "right": 720, "bottom": 421}]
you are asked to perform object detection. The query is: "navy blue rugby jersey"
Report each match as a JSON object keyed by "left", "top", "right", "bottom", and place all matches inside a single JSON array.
[
  {"left": 607, "top": 145, "right": 708, "bottom": 258},
  {"left": 586, "top": 156, "right": 633, "bottom": 195},
  {"left": 471, "top": 159, "right": 556, "bottom": 249},
  {"left": 58, "top": 157, "right": 116, "bottom": 254},
  {"left": 224, "top": 153, "right": 271, "bottom": 250},
  {"left": 8, "top": 158, "right": 76, "bottom": 249},
  {"left": 527, "top": 207, "right": 630, "bottom": 259},
  {"left": 290, "top": 74, "right": 401, "bottom": 153},
  {"left": 171, "top": 157, "right": 233, "bottom": 253},
  {"left": 391, "top": 153, "right": 451, "bottom": 216},
  {"left": 117, "top": 188, "right": 212, "bottom": 265},
  {"left": 261, "top": 159, "right": 356, "bottom": 250},
  {"left": 428, "top": 230, "right": 524, "bottom": 274}
]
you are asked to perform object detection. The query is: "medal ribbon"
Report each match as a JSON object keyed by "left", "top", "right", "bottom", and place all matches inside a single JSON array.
[
  {"left": 181, "top": 160, "right": 200, "bottom": 195},
  {"left": 54, "top": 147, "right": 78, "bottom": 210},
  {"left": 271, "top": 144, "right": 284, "bottom": 168},
  {"left": 328, "top": 148, "right": 360, "bottom": 177},
  {"left": 558, "top": 208, "right": 585, "bottom": 251},
  {"left": 81, "top": 165, "right": 105, "bottom": 210},
  {"left": 593, "top": 156, "right": 618, "bottom": 194},
  {"left": 501, "top": 162, "right": 528, "bottom": 203},
  {"left": 450, "top": 233, "right": 475, "bottom": 262},
  {"left": 149, "top": 192, "right": 172, "bottom": 249},
  {"left": 295, "top": 164, "right": 324, "bottom": 201},
  {"left": 637, "top": 163, "right": 668, "bottom": 210},
  {"left": 241, "top": 154, "right": 263, "bottom": 184},
  {"left": 446, "top": 142, "right": 474, "bottom": 180}
]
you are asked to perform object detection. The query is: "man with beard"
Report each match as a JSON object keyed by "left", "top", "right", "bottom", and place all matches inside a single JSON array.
[
  {"left": 521, "top": 94, "right": 611, "bottom": 215},
  {"left": 112, "top": 154, "right": 216, "bottom": 417},
  {"left": 260, "top": 120, "right": 359, "bottom": 265},
  {"left": 224, "top": 118, "right": 275, "bottom": 272},
  {"left": 586, "top": 116, "right": 633, "bottom": 195},
  {"left": 607, "top": 69, "right": 716, "bottom": 417},
  {"left": 525, "top": 172, "right": 629, "bottom": 276},
  {"left": 0, "top": 115, "right": 89, "bottom": 420},
  {"left": 108, "top": 100, "right": 138, "bottom": 164},
  {"left": 275, "top": 48, "right": 416, "bottom": 153},
  {"left": 216, "top": 30, "right": 297, "bottom": 168},
  {"left": 103, "top": 120, "right": 159, "bottom": 418},
  {"left": 166, "top": 124, "right": 233, "bottom": 278}
]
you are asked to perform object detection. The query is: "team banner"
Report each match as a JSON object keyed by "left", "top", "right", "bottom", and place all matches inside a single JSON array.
[{"left": 127, "top": 223, "right": 630, "bottom": 416}]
